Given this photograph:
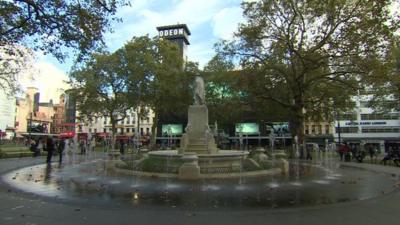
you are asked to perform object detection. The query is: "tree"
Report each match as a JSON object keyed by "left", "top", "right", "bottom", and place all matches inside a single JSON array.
[
  {"left": 368, "top": 40, "right": 400, "bottom": 111},
  {"left": 70, "top": 50, "right": 133, "bottom": 151},
  {"left": 204, "top": 54, "right": 246, "bottom": 132},
  {"left": 0, "top": 0, "right": 129, "bottom": 94},
  {"left": 217, "top": 0, "right": 398, "bottom": 144},
  {"left": 122, "top": 37, "right": 192, "bottom": 147}
]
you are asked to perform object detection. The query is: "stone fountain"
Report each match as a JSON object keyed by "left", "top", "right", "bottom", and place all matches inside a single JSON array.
[{"left": 117, "top": 76, "right": 287, "bottom": 180}]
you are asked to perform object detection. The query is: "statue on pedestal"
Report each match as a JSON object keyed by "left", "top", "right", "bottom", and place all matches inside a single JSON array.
[{"left": 193, "top": 75, "right": 205, "bottom": 105}]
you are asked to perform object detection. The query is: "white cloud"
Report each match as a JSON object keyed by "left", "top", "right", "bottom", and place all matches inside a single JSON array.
[
  {"left": 211, "top": 6, "right": 244, "bottom": 39},
  {"left": 20, "top": 60, "right": 70, "bottom": 104},
  {"left": 187, "top": 41, "right": 216, "bottom": 67}
]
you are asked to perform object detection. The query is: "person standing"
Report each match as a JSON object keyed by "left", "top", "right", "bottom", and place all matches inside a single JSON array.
[
  {"left": 46, "top": 136, "right": 55, "bottom": 163},
  {"left": 338, "top": 142, "right": 350, "bottom": 161},
  {"left": 58, "top": 138, "right": 66, "bottom": 163},
  {"left": 90, "top": 137, "right": 96, "bottom": 152},
  {"left": 119, "top": 139, "right": 125, "bottom": 155},
  {"left": 306, "top": 144, "right": 313, "bottom": 160}
]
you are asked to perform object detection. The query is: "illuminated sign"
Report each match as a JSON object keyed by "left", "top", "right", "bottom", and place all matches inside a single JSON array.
[
  {"left": 266, "top": 122, "right": 290, "bottom": 135},
  {"left": 159, "top": 28, "right": 185, "bottom": 37},
  {"left": 235, "top": 123, "right": 259, "bottom": 135},
  {"left": 162, "top": 124, "right": 183, "bottom": 135}
]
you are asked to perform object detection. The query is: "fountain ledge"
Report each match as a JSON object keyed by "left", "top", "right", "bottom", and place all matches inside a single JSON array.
[{"left": 108, "top": 161, "right": 282, "bottom": 179}]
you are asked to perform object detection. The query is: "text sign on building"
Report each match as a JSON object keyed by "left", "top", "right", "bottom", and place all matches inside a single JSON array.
[
  {"left": 159, "top": 28, "right": 185, "bottom": 37},
  {"left": 345, "top": 121, "right": 387, "bottom": 126}
]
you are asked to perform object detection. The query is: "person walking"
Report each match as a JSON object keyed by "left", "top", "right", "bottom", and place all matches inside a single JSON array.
[{"left": 46, "top": 136, "right": 55, "bottom": 163}]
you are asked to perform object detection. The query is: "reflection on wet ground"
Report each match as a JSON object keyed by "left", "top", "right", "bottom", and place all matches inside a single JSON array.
[{"left": 2, "top": 152, "right": 399, "bottom": 210}]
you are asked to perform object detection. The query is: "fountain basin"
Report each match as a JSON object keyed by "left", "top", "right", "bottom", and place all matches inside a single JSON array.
[{"left": 114, "top": 150, "right": 284, "bottom": 179}]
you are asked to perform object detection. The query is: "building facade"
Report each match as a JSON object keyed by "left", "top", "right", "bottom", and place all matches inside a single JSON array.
[
  {"left": 79, "top": 108, "right": 155, "bottom": 137},
  {"left": 333, "top": 95, "right": 400, "bottom": 151},
  {"left": 0, "top": 88, "right": 16, "bottom": 138},
  {"left": 15, "top": 87, "right": 57, "bottom": 134}
]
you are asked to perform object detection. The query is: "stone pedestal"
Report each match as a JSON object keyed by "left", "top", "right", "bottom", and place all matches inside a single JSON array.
[
  {"left": 180, "top": 105, "right": 217, "bottom": 154},
  {"left": 178, "top": 154, "right": 200, "bottom": 180}
]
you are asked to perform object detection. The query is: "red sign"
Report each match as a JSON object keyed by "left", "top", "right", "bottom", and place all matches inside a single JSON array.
[{"left": 60, "top": 131, "right": 75, "bottom": 138}]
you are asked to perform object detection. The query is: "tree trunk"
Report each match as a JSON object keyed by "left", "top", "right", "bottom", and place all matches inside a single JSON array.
[
  {"left": 150, "top": 110, "right": 158, "bottom": 150},
  {"left": 110, "top": 116, "right": 116, "bottom": 153},
  {"left": 290, "top": 98, "right": 306, "bottom": 157}
]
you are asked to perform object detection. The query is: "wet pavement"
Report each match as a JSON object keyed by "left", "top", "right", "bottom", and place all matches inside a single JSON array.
[{"left": 0, "top": 153, "right": 399, "bottom": 225}]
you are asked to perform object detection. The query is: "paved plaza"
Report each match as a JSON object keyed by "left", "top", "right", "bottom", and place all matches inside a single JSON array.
[{"left": 0, "top": 155, "right": 399, "bottom": 225}]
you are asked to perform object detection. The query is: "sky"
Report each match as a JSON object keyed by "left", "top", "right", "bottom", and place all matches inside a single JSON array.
[{"left": 21, "top": 0, "right": 246, "bottom": 103}]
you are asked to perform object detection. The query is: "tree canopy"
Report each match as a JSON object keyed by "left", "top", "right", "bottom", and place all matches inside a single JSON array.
[
  {"left": 0, "top": 0, "right": 129, "bottom": 94},
  {"left": 217, "top": 0, "right": 399, "bottom": 142},
  {"left": 70, "top": 36, "right": 189, "bottom": 147}
]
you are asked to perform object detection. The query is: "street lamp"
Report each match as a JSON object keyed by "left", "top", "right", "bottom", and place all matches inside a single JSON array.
[{"left": 332, "top": 99, "right": 341, "bottom": 146}]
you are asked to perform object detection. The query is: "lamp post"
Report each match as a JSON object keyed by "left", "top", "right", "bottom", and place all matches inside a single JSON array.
[
  {"left": 28, "top": 112, "right": 33, "bottom": 142},
  {"left": 332, "top": 99, "right": 341, "bottom": 146}
]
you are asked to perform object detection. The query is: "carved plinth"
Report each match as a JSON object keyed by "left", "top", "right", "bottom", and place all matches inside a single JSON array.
[{"left": 180, "top": 105, "right": 218, "bottom": 154}]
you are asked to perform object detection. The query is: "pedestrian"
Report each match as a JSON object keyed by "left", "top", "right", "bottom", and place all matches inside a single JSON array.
[
  {"left": 368, "top": 144, "right": 376, "bottom": 161},
  {"left": 90, "top": 137, "right": 96, "bottom": 152},
  {"left": 338, "top": 142, "right": 350, "bottom": 161},
  {"left": 46, "top": 136, "right": 55, "bottom": 163},
  {"left": 79, "top": 139, "right": 86, "bottom": 154},
  {"left": 306, "top": 144, "right": 313, "bottom": 160},
  {"left": 119, "top": 139, "right": 125, "bottom": 155},
  {"left": 58, "top": 138, "right": 65, "bottom": 163}
]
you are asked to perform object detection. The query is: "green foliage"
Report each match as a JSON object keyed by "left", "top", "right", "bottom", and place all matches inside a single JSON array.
[
  {"left": 70, "top": 50, "right": 133, "bottom": 135},
  {"left": 368, "top": 40, "right": 400, "bottom": 112},
  {"left": 0, "top": 0, "right": 129, "bottom": 94},
  {"left": 217, "top": 0, "right": 398, "bottom": 141}
]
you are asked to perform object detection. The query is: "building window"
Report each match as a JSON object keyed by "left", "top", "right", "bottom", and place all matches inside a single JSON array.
[
  {"left": 337, "top": 113, "right": 357, "bottom": 121},
  {"left": 89, "top": 128, "right": 92, "bottom": 133},
  {"left": 103, "top": 117, "right": 107, "bottom": 125},
  {"left": 126, "top": 128, "right": 130, "bottom": 133},
  {"left": 146, "top": 127, "right": 150, "bottom": 134},
  {"left": 127, "top": 116, "right": 130, "bottom": 124},
  {"left": 311, "top": 125, "right": 316, "bottom": 134},
  {"left": 361, "top": 113, "right": 399, "bottom": 120},
  {"left": 103, "top": 128, "right": 106, "bottom": 133},
  {"left": 336, "top": 127, "right": 358, "bottom": 133},
  {"left": 325, "top": 125, "right": 330, "bottom": 134},
  {"left": 140, "top": 128, "right": 144, "bottom": 135},
  {"left": 362, "top": 127, "right": 400, "bottom": 133}
]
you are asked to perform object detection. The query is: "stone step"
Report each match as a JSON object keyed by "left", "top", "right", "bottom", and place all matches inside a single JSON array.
[
  {"left": 189, "top": 140, "right": 207, "bottom": 145},
  {"left": 186, "top": 146, "right": 208, "bottom": 151},
  {"left": 187, "top": 143, "right": 206, "bottom": 147}
]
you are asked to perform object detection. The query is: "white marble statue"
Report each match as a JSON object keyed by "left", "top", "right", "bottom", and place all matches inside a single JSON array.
[{"left": 194, "top": 76, "right": 205, "bottom": 105}]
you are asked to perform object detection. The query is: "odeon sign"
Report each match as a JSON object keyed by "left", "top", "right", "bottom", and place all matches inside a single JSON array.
[{"left": 159, "top": 28, "right": 185, "bottom": 37}]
